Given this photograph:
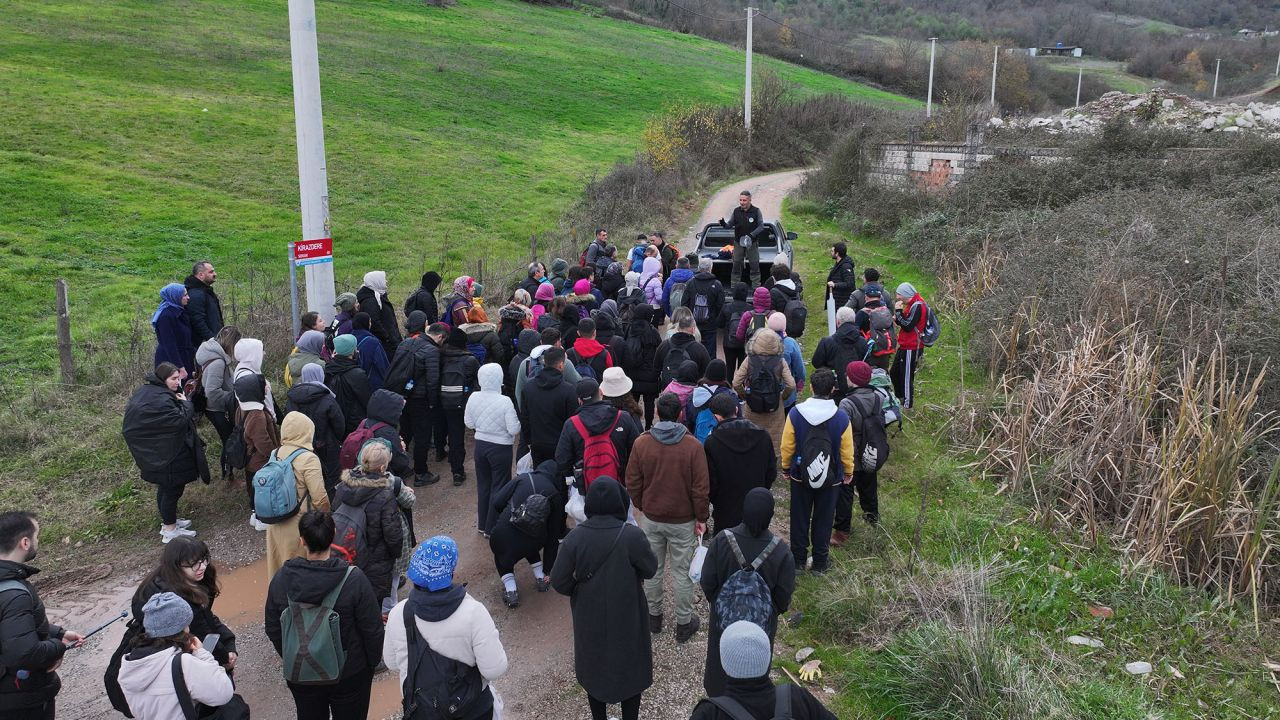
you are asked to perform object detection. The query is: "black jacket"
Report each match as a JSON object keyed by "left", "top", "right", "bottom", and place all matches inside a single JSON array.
[
  {"left": 682, "top": 271, "right": 725, "bottom": 329},
  {"left": 183, "top": 275, "right": 223, "bottom": 346},
  {"left": 769, "top": 282, "right": 801, "bottom": 314},
  {"left": 622, "top": 306, "right": 663, "bottom": 393},
  {"left": 551, "top": 479, "right": 658, "bottom": 703},
  {"left": 655, "top": 332, "right": 711, "bottom": 380},
  {"left": 554, "top": 400, "right": 643, "bottom": 485},
  {"left": 386, "top": 334, "right": 441, "bottom": 403},
  {"left": 491, "top": 464, "right": 562, "bottom": 527},
  {"left": 286, "top": 382, "right": 345, "bottom": 452},
  {"left": 703, "top": 419, "right": 777, "bottom": 534},
  {"left": 356, "top": 286, "right": 402, "bottom": 359},
  {"left": 826, "top": 256, "right": 857, "bottom": 308},
  {"left": 718, "top": 297, "right": 754, "bottom": 349},
  {"left": 264, "top": 556, "right": 384, "bottom": 680},
  {"left": 520, "top": 367, "right": 579, "bottom": 451},
  {"left": 131, "top": 576, "right": 236, "bottom": 665},
  {"left": 325, "top": 356, "right": 372, "bottom": 436},
  {"left": 403, "top": 289, "right": 439, "bottom": 327},
  {"left": 720, "top": 205, "right": 766, "bottom": 243},
  {"left": 364, "top": 389, "right": 412, "bottom": 479},
  {"left": 439, "top": 344, "right": 480, "bottom": 408},
  {"left": 690, "top": 679, "right": 834, "bottom": 720},
  {"left": 0, "top": 561, "right": 65, "bottom": 711},
  {"left": 811, "top": 323, "right": 871, "bottom": 399},
  {"left": 506, "top": 329, "right": 540, "bottom": 399},
  {"left": 333, "top": 474, "right": 403, "bottom": 601},
  {"left": 122, "top": 374, "right": 201, "bottom": 487}
]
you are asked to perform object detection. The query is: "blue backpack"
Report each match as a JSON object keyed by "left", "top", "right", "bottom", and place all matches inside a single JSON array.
[
  {"left": 714, "top": 531, "right": 780, "bottom": 631},
  {"left": 253, "top": 448, "right": 310, "bottom": 524}
]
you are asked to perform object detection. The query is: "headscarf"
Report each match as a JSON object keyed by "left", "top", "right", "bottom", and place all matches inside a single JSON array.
[
  {"left": 362, "top": 271, "right": 388, "bottom": 307},
  {"left": 295, "top": 330, "right": 325, "bottom": 356},
  {"left": 534, "top": 283, "right": 556, "bottom": 303},
  {"left": 597, "top": 299, "right": 619, "bottom": 323},
  {"left": 625, "top": 271, "right": 640, "bottom": 290},
  {"left": 151, "top": 283, "right": 186, "bottom": 326},
  {"left": 234, "top": 338, "right": 264, "bottom": 375},
  {"left": 741, "top": 487, "right": 775, "bottom": 537},
  {"left": 640, "top": 257, "right": 662, "bottom": 287},
  {"left": 300, "top": 363, "right": 333, "bottom": 396},
  {"left": 452, "top": 276, "right": 474, "bottom": 299},
  {"left": 896, "top": 282, "right": 918, "bottom": 300}
]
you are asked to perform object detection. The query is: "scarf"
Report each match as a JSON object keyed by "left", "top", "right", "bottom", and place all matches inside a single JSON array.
[
  {"left": 362, "top": 271, "right": 388, "bottom": 308},
  {"left": 150, "top": 283, "right": 186, "bottom": 326}
]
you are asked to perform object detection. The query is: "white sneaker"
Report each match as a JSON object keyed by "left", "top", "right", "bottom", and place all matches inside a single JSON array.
[
  {"left": 160, "top": 527, "right": 197, "bottom": 543},
  {"left": 176, "top": 518, "right": 192, "bottom": 529},
  {"left": 249, "top": 513, "right": 269, "bottom": 532}
]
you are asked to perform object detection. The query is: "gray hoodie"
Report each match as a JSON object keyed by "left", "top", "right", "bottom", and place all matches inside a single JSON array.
[
  {"left": 649, "top": 420, "right": 688, "bottom": 445},
  {"left": 194, "top": 338, "right": 234, "bottom": 412}
]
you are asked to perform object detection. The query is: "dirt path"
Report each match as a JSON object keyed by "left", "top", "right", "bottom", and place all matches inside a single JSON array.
[{"left": 51, "top": 170, "right": 812, "bottom": 720}]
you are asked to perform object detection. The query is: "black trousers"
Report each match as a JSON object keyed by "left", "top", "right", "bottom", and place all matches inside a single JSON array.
[
  {"left": 589, "top": 693, "right": 641, "bottom": 720},
  {"left": 156, "top": 482, "right": 186, "bottom": 525},
  {"left": 833, "top": 470, "right": 878, "bottom": 531},
  {"left": 790, "top": 481, "right": 839, "bottom": 570},
  {"left": 891, "top": 347, "right": 921, "bottom": 409},
  {"left": 443, "top": 407, "right": 467, "bottom": 475},
  {"left": 722, "top": 344, "right": 746, "bottom": 381},
  {"left": 316, "top": 443, "right": 341, "bottom": 505},
  {"left": 490, "top": 521, "right": 543, "bottom": 576},
  {"left": 632, "top": 390, "right": 657, "bottom": 429},
  {"left": 400, "top": 397, "right": 435, "bottom": 476},
  {"left": 474, "top": 439, "right": 512, "bottom": 532},
  {"left": 697, "top": 323, "right": 718, "bottom": 360},
  {"left": 8, "top": 699, "right": 55, "bottom": 719},
  {"left": 287, "top": 667, "right": 373, "bottom": 720},
  {"left": 204, "top": 409, "right": 233, "bottom": 472}
]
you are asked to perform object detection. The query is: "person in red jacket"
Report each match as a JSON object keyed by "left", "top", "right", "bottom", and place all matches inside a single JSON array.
[{"left": 891, "top": 282, "right": 927, "bottom": 409}]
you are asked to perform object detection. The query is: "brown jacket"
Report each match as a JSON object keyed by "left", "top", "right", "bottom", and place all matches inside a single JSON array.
[
  {"left": 731, "top": 329, "right": 796, "bottom": 400},
  {"left": 236, "top": 406, "right": 279, "bottom": 476},
  {"left": 624, "top": 422, "right": 709, "bottom": 524}
]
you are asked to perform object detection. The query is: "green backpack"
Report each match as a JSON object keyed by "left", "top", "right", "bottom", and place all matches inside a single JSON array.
[{"left": 280, "top": 566, "right": 353, "bottom": 685}]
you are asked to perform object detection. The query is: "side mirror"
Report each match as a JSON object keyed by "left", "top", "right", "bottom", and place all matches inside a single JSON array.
[{"left": 786, "top": 232, "right": 798, "bottom": 242}]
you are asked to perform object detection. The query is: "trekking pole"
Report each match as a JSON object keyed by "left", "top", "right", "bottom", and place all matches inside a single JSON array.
[{"left": 69, "top": 610, "right": 128, "bottom": 648}]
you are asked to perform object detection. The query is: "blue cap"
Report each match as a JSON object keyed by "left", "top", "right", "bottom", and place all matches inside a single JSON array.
[{"left": 407, "top": 536, "right": 458, "bottom": 591}]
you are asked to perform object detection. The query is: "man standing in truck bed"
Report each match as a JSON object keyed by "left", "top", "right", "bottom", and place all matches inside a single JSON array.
[{"left": 720, "top": 190, "right": 766, "bottom": 289}]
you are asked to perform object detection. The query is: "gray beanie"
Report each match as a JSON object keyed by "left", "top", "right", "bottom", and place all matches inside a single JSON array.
[
  {"left": 720, "top": 620, "right": 771, "bottom": 679},
  {"left": 141, "top": 591, "right": 193, "bottom": 637},
  {"left": 896, "top": 282, "right": 917, "bottom": 300}
]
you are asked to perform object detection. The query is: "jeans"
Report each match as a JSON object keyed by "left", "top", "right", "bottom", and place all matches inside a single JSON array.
[
  {"left": 834, "top": 470, "right": 878, "bottom": 531},
  {"left": 731, "top": 241, "right": 762, "bottom": 287},
  {"left": 400, "top": 396, "right": 436, "bottom": 475},
  {"left": 790, "top": 481, "right": 839, "bottom": 570},
  {"left": 640, "top": 517, "right": 698, "bottom": 623},
  {"left": 287, "top": 667, "right": 373, "bottom": 720},
  {"left": 474, "top": 439, "right": 512, "bottom": 532},
  {"left": 156, "top": 482, "right": 186, "bottom": 525},
  {"left": 589, "top": 693, "right": 641, "bottom": 720},
  {"left": 443, "top": 407, "right": 467, "bottom": 475},
  {"left": 891, "top": 347, "right": 920, "bottom": 409}
]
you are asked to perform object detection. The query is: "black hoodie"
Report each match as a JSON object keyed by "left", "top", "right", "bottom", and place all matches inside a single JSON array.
[
  {"left": 356, "top": 285, "right": 402, "bottom": 359},
  {"left": 520, "top": 367, "right": 579, "bottom": 451},
  {"left": 264, "top": 556, "right": 383, "bottom": 680},
  {"left": 363, "top": 389, "right": 412, "bottom": 478},
  {"left": 403, "top": 272, "right": 441, "bottom": 326},
  {"left": 623, "top": 306, "right": 663, "bottom": 393},
  {"left": 554, "top": 400, "right": 642, "bottom": 484},
  {"left": 703, "top": 418, "right": 777, "bottom": 533},
  {"left": 325, "top": 355, "right": 372, "bottom": 435},
  {"left": 654, "top": 331, "right": 711, "bottom": 381},
  {"left": 286, "top": 382, "right": 345, "bottom": 451},
  {"left": 810, "top": 322, "right": 871, "bottom": 399},
  {"left": 682, "top": 270, "right": 725, "bottom": 328}
]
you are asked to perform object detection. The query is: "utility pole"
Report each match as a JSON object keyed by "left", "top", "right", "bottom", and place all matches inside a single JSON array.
[
  {"left": 926, "top": 37, "right": 938, "bottom": 118},
  {"left": 1075, "top": 65, "right": 1083, "bottom": 107},
  {"left": 1274, "top": 46, "right": 1279, "bottom": 76},
  {"left": 745, "top": 6, "right": 754, "bottom": 132},
  {"left": 1213, "top": 57, "right": 1221, "bottom": 98},
  {"left": 288, "top": 0, "right": 336, "bottom": 325},
  {"left": 990, "top": 45, "right": 999, "bottom": 107}
]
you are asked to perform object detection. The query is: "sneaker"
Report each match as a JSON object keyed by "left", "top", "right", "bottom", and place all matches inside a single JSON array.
[
  {"left": 160, "top": 527, "right": 197, "bottom": 543},
  {"left": 534, "top": 576, "right": 552, "bottom": 593},
  {"left": 675, "top": 616, "right": 701, "bottom": 643},
  {"left": 248, "top": 513, "right": 268, "bottom": 532},
  {"left": 649, "top": 613, "right": 663, "bottom": 634},
  {"left": 414, "top": 472, "right": 440, "bottom": 487},
  {"left": 811, "top": 560, "right": 830, "bottom": 576},
  {"left": 863, "top": 512, "right": 879, "bottom": 525},
  {"left": 502, "top": 589, "right": 520, "bottom": 608},
  {"left": 829, "top": 530, "right": 849, "bottom": 547},
  {"left": 452, "top": 472, "right": 466, "bottom": 487},
  {"left": 175, "top": 518, "right": 193, "bottom": 530}
]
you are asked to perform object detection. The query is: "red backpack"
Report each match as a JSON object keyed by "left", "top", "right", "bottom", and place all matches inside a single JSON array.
[
  {"left": 339, "top": 421, "right": 389, "bottom": 470},
  {"left": 571, "top": 411, "right": 622, "bottom": 488}
]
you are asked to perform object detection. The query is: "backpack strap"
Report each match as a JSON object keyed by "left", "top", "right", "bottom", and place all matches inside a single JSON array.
[
  {"left": 775, "top": 684, "right": 793, "bottom": 719},
  {"left": 704, "top": 696, "right": 756, "bottom": 720},
  {"left": 725, "top": 530, "right": 748, "bottom": 569},
  {"left": 321, "top": 566, "right": 355, "bottom": 612},
  {"left": 170, "top": 652, "right": 198, "bottom": 720},
  {"left": 0, "top": 579, "right": 31, "bottom": 599},
  {"left": 574, "top": 524, "right": 627, "bottom": 583},
  {"left": 752, "top": 536, "right": 781, "bottom": 571},
  {"left": 571, "top": 414, "right": 589, "bottom": 441}
]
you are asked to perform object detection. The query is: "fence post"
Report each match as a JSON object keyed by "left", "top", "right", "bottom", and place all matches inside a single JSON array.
[
  {"left": 55, "top": 279, "right": 74, "bottom": 384},
  {"left": 530, "top": 234, "right": 537, "bottom": 263},
  {"left": 476, "top": 259, "right": 484, "bottom": 286}
]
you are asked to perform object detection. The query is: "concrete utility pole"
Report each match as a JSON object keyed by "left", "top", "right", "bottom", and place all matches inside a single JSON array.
[
  {"left": 1274, "top": 47, "right": 1279, "bottom": 76},
  {"left": 1076, "top": 65, "right": 1083, "bottom": 107},
  {"left": 288, "top": 0, "right": 336, "bottom": 328},
  {"left": 926, "top": 37, "right": 938, "bottom": 118},
  {"left": 1213, "top": 58, "right": 1221, "bottom": 98},
  {"left": 990, "top": 45, "right": 999, "bottom": 107},
  {"left": 745, "top": 6, "right": 754, "bottom": 131}
]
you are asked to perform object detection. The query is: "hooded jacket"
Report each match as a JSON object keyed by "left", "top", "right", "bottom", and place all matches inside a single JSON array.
[
  {"left": 118, "top": 646, "right": 233, "bottom": 719},
  {"left": 519, "top": 366, "right": 579, "bottom": 451},
  {"left": 655, "top": 332, "right": 711, "bottom": 385},
  {"left": 352, "top": 327, "right": 390, "bottom": 393},
  {"left": 778, "top": 332, "right": 806, "bottom": 409},
  {"left": 811, "top": 322, "right": 871, "bottom": 399},
  {"left": 624, "top": 421, "right": 710, "bottom": 524},
  {"left": 703, "top": 419, "right": 777, "bottom": 533},
  {"left": 568, "top": 335, "right": 614, "bottom": 379},
  {"left": 464, "top": 364, "right": 522, "bottom": 446},
  {"left": 687, "top": 383, "right": 740, "bottom": 441},
  {"left": 123, "top": 373, "right": 201, "bottom": 486},
  {"left": 640, "top": 257, "right": 664, "bottom": 309},
  {"left": 492, "top": 460, "right": 562, "bottom": 529},
  {"left": 780, "top": 398, "right": 854, "bottom": 489},
  {"left": 769, "top": 277, "right": 801, "bottom": 314},
  {"left": 554, "top": 399, "right": 642, "bottom": 484},
  {"left": 690, "top": 680, "right": 835, "bottom": 720},
  {"left": 403, "top": 272, "right": 441, "bottom": 326},
  {"left": 265, "top": 413, "right": 331, "bottom": 579},
  {"left": 333, "top": 469, "right": 403, "bottom": 600},
  {"left": 183, "top": 274, "right": 223, "bottom": 345},
  {"left": 549, "top": 258, "right": 570, "bottom": 294},
  {"left": 894, "top": 290, "right": 927, "bottom": 351},
  {"left": 285, "top": 381, "right": 345, "bottom": 452},
  {"left": 0, "top": 561, "right": 65, "bottom": 710},
  {"left": 194, "top": 339, "right": 235, "bottom": 413},
  {"left": 732, "top": 330, "right": 797, "bottom": 404},
  {"left": 682, "top": 270, "right": 725, "bottom": 328},
  {"left": 357, "top": 272, "right": 401, "bottom": 358},
  {"left": 662, "top": 267, "right": 695, "bottom": 317},
  {"left": 383, "top": 586, "right": 508, "bottom": 699},
  {"left": 265, "top": 555, "right": 384, "bottom": 680},
  {"left": 622, "top": 306, "right": 663, "bottom": 393},
  {"left": 826, "top": 255, "right": 857, "bottom": 307},
  {"left": 325, "top": 354, "right": 372, "bottom": 435},
  {"left": 233, "top": 372, "right": 279, "bottom": 477},
  {"left": 363, "top": 389, "right": 413, "bottom": 479},
  {"left": 284, "top": 331, "right": 325, "bottom": 389},
  {"left": 386, "top": 321, "right": 441, "bottom": 402},
  {"left": 735, "top": 287, "right": 774, "bottom": 343},
  {"left": 513, "top": 345, "right": 581, "bottom": 412},
  {"left": 506, "top": 329, "right": 540, "bottom": 398},
  {"left": 130, "top": 576, "right": 236, "bottom": 665},
  {"left": 550, "top": 478, "right": 657, "bottom": 703}
]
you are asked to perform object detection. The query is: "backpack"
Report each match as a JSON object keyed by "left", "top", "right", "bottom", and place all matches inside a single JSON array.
[
  {"left": 224, "top": 417, "right": 248, "bottom": 470},
  {"left": 783, "top": 297, "right": 807, "bottom": 338},
  {"left": 509, "top": 474, "right": 551, "bottom": 538},
  {"left": 578, "top": 244, "right": 591, "bottom": 267},
  {"left": 252, "top": 448, "right": 310, "bottom": 524},
  {"left": 830, "top": 337, "right": 869, "bottom": 401},
  {"left": 339, "top": 421, "right": 390, "bottom": 470},
  {"left": 617, "top": 287, "right": 645, "bottom": 322},
  {"left": 744, "top": 312, "right": 768, "bottom": 344},
  {"left": 862, "top": 305, "right": 898, "bottom": 358},
  {"left": 184, "top": 357, "right": 219, "bottom": 413},
  {"left": 524, "top": 352, "right": 546, "bottom": 381},
  {"left": 103, "top": 614, "right": 143, "bottom": 716},
  {"left": 401, "top": 602, "right": 493, "bottom": 720},
  {"left": 869, "top": 369, "right": 903, "bottom": 429},
  {"left": 847, "top": 391, "right": 890, "bottom": 472},
  {"left": 439, "top": 355, "right": 471, "bottom": 410},
  {"left": 572, "top": 411, "right": 622, "bottom": 487},
  {"left": 384, "top": 342, "right": 418, "bottom": 396},
  {"left": 797, "top": 415, "right": 835, "bottom": 488},
  {"left": 724, "top": 307, "right": 748, "bottom": 350},
  {"left": 667, "top": 282, "right": 687, "bottom": 312},
  {"left": 714, "top": 531, "right": 780, "bottom": 631},
  {"left": 659, "top": 342, "right": 692, "bottom": 385},
  {"left": 919, "top": 301, "right": 941, "bottom": 347},
  {"left": 569, "top": 347, "right": 611, "bottom": 381},
  {"left": 331, "top": 501, "right": 370, "bottom": 566},
  {"left": 701, "top": 685, "right": 793, "bottom": 720},
  {"left": 744, "top": 355, "right": 782, "bottom": 413},
  {"left": 497, "top": 317, "right": 522, "bottom": 357},
  {"left": 279, "top": 566, "right": 353, "bottom": 685},
  {"left": 691, "top": 287, "right": 713, "bottom": 323}
]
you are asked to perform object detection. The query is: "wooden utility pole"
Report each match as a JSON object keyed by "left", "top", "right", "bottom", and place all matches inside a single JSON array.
[{"left": 55, "top": 279, "right": 74, "bottom": 384}]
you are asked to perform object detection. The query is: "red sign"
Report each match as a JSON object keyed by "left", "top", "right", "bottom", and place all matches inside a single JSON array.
[{"left": 294, "top": 238, "right": 333, "bottom": 266}]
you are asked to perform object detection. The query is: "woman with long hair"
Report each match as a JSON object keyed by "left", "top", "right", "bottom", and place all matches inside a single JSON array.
[
  {"left": 122, "top": 362, "right": 205, "bottom": 543},
  {"left": 131, "top": 536, "right": 237, "bottom": 671},
  {"left": 195, "top": 325, "right": 242, "bottom": 481}
]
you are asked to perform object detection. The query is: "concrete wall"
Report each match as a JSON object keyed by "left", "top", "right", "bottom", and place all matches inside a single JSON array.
[{"left": 867, "top": 142, "right": 1068, "bottom": 189}]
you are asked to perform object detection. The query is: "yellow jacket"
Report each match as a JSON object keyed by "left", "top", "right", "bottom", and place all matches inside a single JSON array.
[{"left": 780, "top": 398, "right": 855, "bottom": 485}]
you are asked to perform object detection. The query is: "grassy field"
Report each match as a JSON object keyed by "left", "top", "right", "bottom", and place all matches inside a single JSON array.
[
  {"left": 1041, "top": 56, "right": 1160, "bottom": 95},
  {"left": 774, "top": 200, "right": 1280, "bottom": 718},
  {"left": 0, "top": 0, "right": 916, "bottom": 376}
]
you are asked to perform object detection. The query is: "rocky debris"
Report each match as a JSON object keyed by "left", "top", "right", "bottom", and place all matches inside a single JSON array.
[{"left": 993, "top": 88, "right": 1280, "bottom": 136}]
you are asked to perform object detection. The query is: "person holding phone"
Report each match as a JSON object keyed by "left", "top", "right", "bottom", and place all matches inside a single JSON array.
[{"left": 131, "top": 537, "right": 236, "bottom": 672}]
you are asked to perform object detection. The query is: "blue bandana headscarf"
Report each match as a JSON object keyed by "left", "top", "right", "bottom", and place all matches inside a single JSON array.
[{"left": 151, "top": 283, "right": 186, "bottom": 326}]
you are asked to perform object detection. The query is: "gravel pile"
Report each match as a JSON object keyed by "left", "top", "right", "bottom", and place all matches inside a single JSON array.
[{"left": 991, "top": 88, "right": 1280, "bottom": 135}]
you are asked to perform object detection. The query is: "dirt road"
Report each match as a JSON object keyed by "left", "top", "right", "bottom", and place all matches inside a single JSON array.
[
  {"left": 680, "top": 169, "right": 811, "bottom": 254},
  {"left": 50, "top": 169, "right": 811, "bottom": 720}
]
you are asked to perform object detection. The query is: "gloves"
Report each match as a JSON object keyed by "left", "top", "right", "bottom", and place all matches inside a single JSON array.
[
  {"left": 798, "top": 659, "right": 823, "bottom": 682},
  {"left": 739, "top": 236, "right": 753, "bottom": 248}
]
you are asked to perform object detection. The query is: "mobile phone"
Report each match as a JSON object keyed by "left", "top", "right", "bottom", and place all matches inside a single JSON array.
[{"left": 202, "top": 633, "right": 220, "bottom": 651}]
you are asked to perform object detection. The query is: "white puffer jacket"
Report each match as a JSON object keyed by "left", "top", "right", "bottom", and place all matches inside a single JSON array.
[
  {"left": 464, "top": 364, "right": 522, "bottom": 445},
  {"left": 118, "top": 646, "right": 233, "bottom": 720}
]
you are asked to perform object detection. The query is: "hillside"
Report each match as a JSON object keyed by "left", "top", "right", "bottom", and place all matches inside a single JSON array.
[{"left": 0, "top": 0, "right": 913, "bottom": 374}]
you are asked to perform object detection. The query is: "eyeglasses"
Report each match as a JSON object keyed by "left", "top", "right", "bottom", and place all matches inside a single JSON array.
[{"left": 182, "top": 558, "right": 210, "bottom": 570}]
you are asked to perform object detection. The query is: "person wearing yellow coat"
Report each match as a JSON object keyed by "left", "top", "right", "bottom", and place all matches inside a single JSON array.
[{"left": 265, "top": 412, "right": 331, "bottom": 580}]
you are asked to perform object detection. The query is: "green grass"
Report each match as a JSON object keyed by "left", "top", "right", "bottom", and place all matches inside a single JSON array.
[
  {"left": 0, "top": 0, "right": 917, "bottom": 376},
  {"left": 774, "top": 200, "right": 1280, "bottom": 718},
  {"left": 1042, "top": 57, "right": 1160, "bottom": 95}
]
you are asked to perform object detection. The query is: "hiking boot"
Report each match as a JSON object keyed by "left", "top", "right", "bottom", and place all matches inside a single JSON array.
[
  {"left": 534, "top": 576, "right": 552, "bottom": 593},
  {"left": 414, "top": 471, "right": 440, "bottom": 487},
  {"left": 829, "top": 530, "right": 849, "bottom": 547},
  {"left": 452, "top": 471, "right": 466, "bottom": 487},
  {"left": 502, "top": 590, "right": 520, "bottom": 608},
  {"left": 811, "top": 559, "right": 830, "bottom": 576},
  {"left": 863, "top": 512, "right": 879, "bottom": 525},
  {"left": 675, "top": 616, "right": 701, "bottom": 643},
  {"left": 649, "top": 614, "right": 663, "bottom": 634}
]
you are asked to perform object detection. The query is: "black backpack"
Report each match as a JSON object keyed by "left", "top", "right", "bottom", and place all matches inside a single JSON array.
[
  {"left": 659, "top": 343, "right": 691, "bottom": 386},
  {"left": 744, "top": 355, "right": 782, "bottom": 413},
  {"left": 724, "top": 307, "right": 748, "bottom": 350},
  {"left": 617, "top": 287, "right": 645, "bottom": 322},
  {"left": 783, "top": 297, "right": 807, "bottom": 338},
  {"left": 744, "top": 312, "right": 767, "bottom": 344},
  {"left": 847, "top": 392, "right": 890, "bottom": 472},
  {"left": 401, "top": 605, "right": 493, "bottom": 720},
  {"left": 224, "top": 418, "right": 248, "bottom": 470},
  {"left": 798, "top": 414, "right": 836, "bottom": 488},
  {"left": 831, "top": 337, "right": 870, "bottom": 400},
  {"left": 509, "top": 474, "right": 551, "bottom": 538},
  {"left": 384, "top": 339, "right": 421, "bottom": 395},
  {"left": 700, "top": 685, "right": 794, "bottom": 720},
  {"left": 439, "top": 354, "right": 471, "bottom": 410},
  {"left": 497, "top": 317, "right": 522, "bottom": 358}
]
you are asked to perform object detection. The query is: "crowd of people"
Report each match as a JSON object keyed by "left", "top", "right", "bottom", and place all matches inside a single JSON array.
[{"left": 1, "top": 210, "right": 939, "bottom": 720}]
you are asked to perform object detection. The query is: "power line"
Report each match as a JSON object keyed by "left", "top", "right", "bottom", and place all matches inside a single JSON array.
[
  {"left": 753, "top": 10, "right": 855, "bottom": 55},
  {"left": 661, "top": 0, "right": 749, "bottom": 23}
]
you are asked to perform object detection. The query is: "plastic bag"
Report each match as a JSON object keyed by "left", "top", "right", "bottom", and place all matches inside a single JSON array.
[
  {"left": 566, "top": 483, "right": 587, "bottom": 524},
  {"left": 688, "top": 533, "right": 708, "bottom": 583},
  {"left": 516, "top": 452, "right": 533, "bottom": 475}
]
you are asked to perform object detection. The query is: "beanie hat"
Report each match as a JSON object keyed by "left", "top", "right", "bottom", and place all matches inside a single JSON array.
[
  {"left": 406, "top": 310, "right": 427, "bottom": 334},
  {"left": 576, "top": 378, "right": 600, "bottom": 401},
  {"left": 573, "top": 279, "right": 592, "bottom": 296},
  {"left": 864, "top": 283, "right": 884, "bottom": 298},
  {"left": 896, "top": 282, "right": 917, "bottom": 300},
  {"left": 551, "top": 258, "right": 569, "bottom": 274},
  {"left": 333, "top": 334, "right": 357, "bottom": 357},
  {"left": 446, "top": 327, "right": 468, "bottom": 349},
  {"left": 535, "top": 283, "right": 556, "bottom": 302},
  {"left": 142, "top": 592, "right": 193, "bottom": 638},
  {"left": 705, "top": 358, "right": 728, "bottom": 383},
  {"left": 333, "top": 292, "right": 357, "bottom": 312},
  {"left": 676, "top": 360, "right": 699, "bottom": 384},
  {"left": 407, "top": 536, "right": 458, "bottom": 591},
  {"left": 720, "top": 620, "right": 771, "bottom": 679},
  {"left": 846, "top": 360, "right": 873, "bottom": 388},
  {"left": 472, "top": 282, "right": 484, "bottom": 297},
  {"left": 766, "top": 311, "right": 787, "bottom": 334}
]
